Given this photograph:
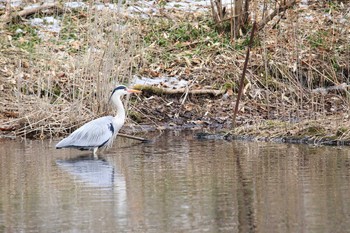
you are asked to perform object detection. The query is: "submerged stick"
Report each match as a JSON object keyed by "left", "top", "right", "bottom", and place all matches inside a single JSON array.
[
  {"left": 232, "top": 21, "right": 256, "bottom": 127},
  {"left": 118, "top": 133, "right": 150, "bottom": 143}
]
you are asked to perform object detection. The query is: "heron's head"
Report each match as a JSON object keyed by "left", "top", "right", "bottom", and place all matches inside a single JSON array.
[{"left": 110, "top": 85, "right": 141, "bottom": 101}]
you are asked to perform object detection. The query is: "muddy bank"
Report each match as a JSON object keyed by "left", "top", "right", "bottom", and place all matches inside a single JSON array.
[{"left": 1, "top": 0, "right": 350, "bottom": 144}]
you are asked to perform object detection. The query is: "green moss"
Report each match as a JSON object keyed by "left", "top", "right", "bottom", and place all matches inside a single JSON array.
[
  {"left": 8, "top": 24, "right": 37, "bottom": 39},
  {"left": 54, "top": 15, "right": 90, "bottom": 54},
  {"left": 234, "top": 37, "right": 251, "bottom": 50},
  {"left": 323, "top": 135, "right": 339, "bottom": 141},
  {"left": 223, "top": 82, "right": 235, "bottom": 90},
  {"left": 129, "top": 111, "right": 143, "bottom": 123},
  {"left": 8, "top": 24, "right": 41, "bottom": 52},
  {"left": 265, "top": 120, "right": 285, "bottom": 127},
  {"left": 299, "top": 125, "right": 326, "bottom": 137},
  {"left": 133, "top": 84, "right": 165, "bottom": 95},
  {"left": 307, "top": 31, "right": 329, "bottom": 49},
  {"left": 52, "top": 86, "right": 61, "bottom": 96},
  {"left": 324, "top": 1, "right": 342, "bottom": 12},
  {"left": 0, "top": 224, "right": 5, "bottom": 233},
  {"left": 143, "top": 17, "right": 231, "bottom": 49},
  {"left": 336, "top": 127, "right": 348, "bottom": 137},
  {"left": 141, "top": 16, "right": 234, "bottom": 69}
]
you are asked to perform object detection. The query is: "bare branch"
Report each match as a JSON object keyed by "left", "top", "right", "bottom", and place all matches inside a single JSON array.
[
  {"left": 118, "top": 133, "right": 150, "bottom": 143},
  {"left": 258, "top": 0, "right": 296, "bottom": 31},
  {"left": 232, "top": 21, "right": 257, "bottom": 127}
]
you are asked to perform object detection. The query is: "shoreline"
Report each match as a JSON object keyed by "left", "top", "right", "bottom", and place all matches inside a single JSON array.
[{"left": 1, "top": 1, "right": 350, "bottom": 144}]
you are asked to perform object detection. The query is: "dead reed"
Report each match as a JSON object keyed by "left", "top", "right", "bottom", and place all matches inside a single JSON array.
[
  {"left": 0, "top": 2, "right": 142, "bottom": 138},
  {"left": 1, "top": 0, "right": 350, "bottom": 140}
]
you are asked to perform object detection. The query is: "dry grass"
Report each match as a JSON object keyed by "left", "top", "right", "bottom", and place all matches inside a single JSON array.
[
  {"left": 232, "top": 115, "right": 350, "bottom": 145},
  {"left": 0, "top": 2, "right": 142, "bottom": 138},
  {"left": 1, "top": 0, "right": 350, "bottom": 141},
  {"left": 136, "top": 0, "right": 350, "bottom": 119}
]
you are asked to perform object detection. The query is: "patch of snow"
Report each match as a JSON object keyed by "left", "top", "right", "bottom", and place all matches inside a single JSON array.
[
  {"left": 300, "top": 0, "right": 309, "bottom": 7},
  {"left": 303, "top": 14, "right": 314, "bottom": 21},
  {"left": 126, "top": 1, "right": 157, "bottom": 18},
  {"left": 64, "top": 1, "right": 86, "bottom": 9},
  {"left": 30, "top": 17, "right": 61, "bottom": 33},
  {"left": 339, "top": 18, "right": 347, "bottom": 24},
  {"left": 15, "top": 28, "right": 24, "bottom": 34},
  {"left": 95, "top": 3, "right": 106, "bottom": 11},
  {"left": 133, "top": 76, "right": 189, "bottom": 89},
  {"left": 323, "top": 13, "right": 333, "bottom": 21},
  {"left": 23, "top": 3, "right": 41, "bottom": 10},
  {"left": 0, "top": 0, "right": 23, "bottom": 8},
  {"left": 95, "top": 3, "right": 122, "bottom": 11},
  {"left": 29, "top": 16, "right": 61, "bottom": 40},
  {"left": 165, "top": 1, "right": 209, "bottom": 12},
  {"left": 124, "top": 0, "right": 226, "bottom": 17}
]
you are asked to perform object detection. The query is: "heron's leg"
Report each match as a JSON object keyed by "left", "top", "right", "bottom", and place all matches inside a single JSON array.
[{"left": 93, "top": 148, "right": 98, "bottom": 159}]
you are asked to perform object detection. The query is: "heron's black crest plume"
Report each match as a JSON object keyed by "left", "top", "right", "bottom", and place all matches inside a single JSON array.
[
  {"left": 109, "top": 85, "right": 127, "bottom": 103},
  {"left": 111, "top": 85, "right": 127, "bottom": 96}
]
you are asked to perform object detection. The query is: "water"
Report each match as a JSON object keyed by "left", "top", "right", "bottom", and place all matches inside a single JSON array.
[{"left": 1, "top": 131, "right": 350, "bottom": 232}]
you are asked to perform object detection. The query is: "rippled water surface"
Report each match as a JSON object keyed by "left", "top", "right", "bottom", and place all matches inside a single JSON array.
[{"left": 1, "top": 131, "right": 350, "bottom": 233}]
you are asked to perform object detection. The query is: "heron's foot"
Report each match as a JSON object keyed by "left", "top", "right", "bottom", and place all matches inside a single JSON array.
[{"left": 93, "top": 148, "right": 98, "bottom": 159}]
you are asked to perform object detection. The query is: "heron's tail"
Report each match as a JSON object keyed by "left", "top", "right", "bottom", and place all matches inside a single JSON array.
[{"left": 56, "top": 138, "right": 69, "bottom": 149}]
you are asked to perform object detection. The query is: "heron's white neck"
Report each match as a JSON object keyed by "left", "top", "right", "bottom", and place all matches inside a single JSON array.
[{"left": 111, "top": 95, "right": 126, "bottom": 122}]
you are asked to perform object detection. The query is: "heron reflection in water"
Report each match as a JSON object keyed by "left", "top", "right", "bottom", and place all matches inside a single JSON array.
[{"left": 56, "top": 155, "right": 125, "bottom": 188}]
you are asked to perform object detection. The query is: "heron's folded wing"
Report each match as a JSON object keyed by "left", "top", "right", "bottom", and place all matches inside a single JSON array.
[{"left": 56, "top": 116, "right": 115, "bottom": 148}]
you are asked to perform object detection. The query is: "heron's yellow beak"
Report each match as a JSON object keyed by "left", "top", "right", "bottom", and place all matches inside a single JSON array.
[{"left": 127, "top": 88, "right": 142, "bottom": 94}]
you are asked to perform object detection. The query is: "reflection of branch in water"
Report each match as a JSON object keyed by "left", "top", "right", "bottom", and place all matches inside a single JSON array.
[
  {"left": 235, "top": 151, "right": 257, "bottom": 233},
  {"left": 56, "top": 155, "right": 124, "bottom": 188}
]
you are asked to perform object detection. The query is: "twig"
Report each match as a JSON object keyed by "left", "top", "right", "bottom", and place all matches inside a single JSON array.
[
  {"left": 118, "top": 133, "right": 150, "bottom": 143},
  {"left": 181, "top": 85, "right": 190, "bottom": 105},
  {"left": 215, "top": 14, "right": 239, "bottom": 25},
  {"left": 232, "top": 21, "right": 256, "bottom": 127}
]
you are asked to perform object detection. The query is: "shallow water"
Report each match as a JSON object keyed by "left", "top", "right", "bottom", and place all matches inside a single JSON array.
[{"left": 1, "top": 131, "right": 350, "bottom": 232}]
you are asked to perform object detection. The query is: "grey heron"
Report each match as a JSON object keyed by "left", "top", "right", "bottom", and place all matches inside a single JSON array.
[{"left": 56, "top": 85, "right": 141, "bottom": 156}]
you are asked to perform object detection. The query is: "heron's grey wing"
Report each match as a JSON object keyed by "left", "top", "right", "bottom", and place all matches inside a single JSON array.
[{"left": 56, "top": 116, "right": 115, "bottom": 149}]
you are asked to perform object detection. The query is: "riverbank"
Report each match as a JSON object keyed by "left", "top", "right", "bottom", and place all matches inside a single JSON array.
[{"left": 1, "top": 0, "right": 350, "bottom": 143}]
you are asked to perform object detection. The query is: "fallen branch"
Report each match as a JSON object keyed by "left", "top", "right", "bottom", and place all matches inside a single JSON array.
[
  {"left": 257, "top": 0, "right": 296, "bottom": 31},
  {"left": 312, "top": 83, "right": 349, "bottom": 95},
  {"left": 118, "top": 133, "right": 150, "bottom": 143},
  {"left": 0, "top": 126, "right": 17, "bottom": 131},
  {"left": 0, "top": 3, "right": 61, "bottom": 25},
  {"left": 134, "top": 84, "right": 226, "bottom": 96}
]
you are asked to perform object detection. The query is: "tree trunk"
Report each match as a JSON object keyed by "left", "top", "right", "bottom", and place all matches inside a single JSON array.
[{"left": 234, "top": 0, "right": 243, "bottom": 39}]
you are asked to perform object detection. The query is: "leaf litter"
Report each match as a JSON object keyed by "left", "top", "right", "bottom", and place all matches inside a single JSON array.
[{"left": 0, "top": 0, "right": 350, "bottom": 145}]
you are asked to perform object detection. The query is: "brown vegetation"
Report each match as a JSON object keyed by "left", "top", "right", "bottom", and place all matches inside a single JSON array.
[{"left": 0, "top": 0, "right": 350, "bottom": 144}]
